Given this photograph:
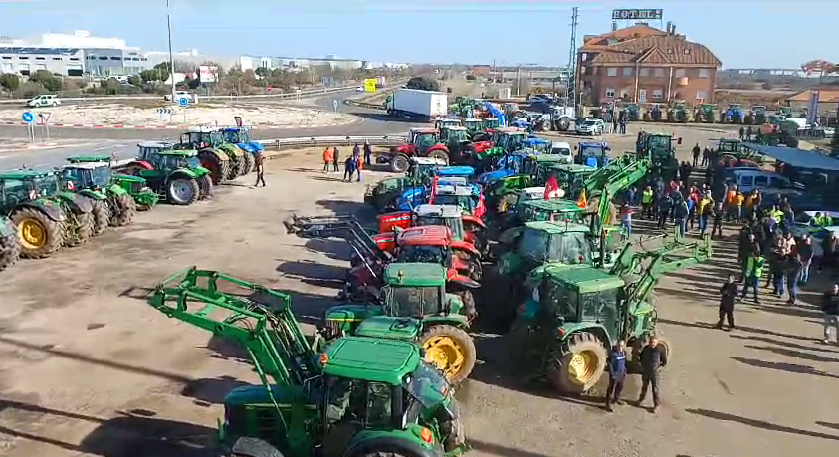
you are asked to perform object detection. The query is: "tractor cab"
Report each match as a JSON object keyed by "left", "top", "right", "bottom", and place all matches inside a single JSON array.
[
  {"left": 439, "top": 126, "right": 470, "bottom": 144},
  {"left": 637, "top": 132, "right": 680, "bottom": 168},
  {"left": 520, "top": 199, "right": 587, "bottom": 225},
  {"left": 718, "top": 138, "right": 743, "bottom": 154},
  {"left": 177, "top": 126, "right": 223, "bottom": 150},
  {"left": 413, "top": 204, "right": 466, "bottom": 241},
  {"left": 575, "top": 141, "right": 611, "bottom": 168},
  {"left": 522, "top": 137, "right": 551, "bottom": 154},
  {"left": 143, "top": 149, "right": 203, "bottom": 171},
  {"left": 61, "top": 159, "right": 113, "bottom": 190},
  {"left": 137, "top": 141, "right": 175, "bottom": 161},
  {"left": 463, "top": 118, "right": 484, "bottom": 135},
  {"left": 380, "top": 262, "right": 453, "bottom": 318},
  {"left": 500, "top": 221, "right": 594, "bottom": 276},
  {"left": 476, "top": 150, "right": 538, "bottom": 186},
  {"left": 726, "top": 104, "right": 743, "bottom": 123},
  {"left": 751, "top": 105, "right": 767, "bottom": 124},
  {"left": 410, "top": 128, "right": 440, "bottom": 154},
  {"left": 395, "top": 225, "right": 454, "bottom": 266},
  {"left": 491, "top": 128, "right": 527, "bottom": 153},
  {"left": 1, "top": 169, "right": 62, "bottom": 200},
  {"left": 220, "top": 126, "right": 265, "bottom": 154},
  {"left": 433, "top": 184, "right": 482, "bottom": 218},
  {"left": 549, "top": 163, "right": 597, "bottom": 200},
  {"left": 434, "top": 117, "right": 463, "bottom": 130},
  {"left": 625, "top": 103, "right": 640, "bottom": 121}
]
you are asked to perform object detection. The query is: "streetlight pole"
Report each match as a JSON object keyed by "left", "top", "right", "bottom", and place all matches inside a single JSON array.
[{"left": 167, "top": 0, "right": 176, "bottom": 101}]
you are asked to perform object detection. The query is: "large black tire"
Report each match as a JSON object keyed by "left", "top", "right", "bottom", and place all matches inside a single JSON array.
[
  {"left": 557, "top": 117, "right": 571, "bottom": 131},
  {"left": 197, "top": 174, "right": 213, "bottom": 200},
  {"left": 112, "top": 194, "right": 136, "bottom": 227},
  {"left": 0, "top": 231, "right": 20, "bottom": 271},
  {"left": 198, "top": 149, "right": 230, "bottom": 185},
  {"left": 427, "top": 149, "right": 449, "bottom": 165},
  {"left": 546, "top": 332, "right": 608, "bottom": 395},
  {"left": 390, "top": 154, "right": 409, "bottom": 173},
  {"left": 167, "top": 178, "right": 200, "bottom": 205},
  {"left": 225, "top": 150, "right": 242, "bottom": 180},
  {"left": 230, "top": 437, "right": 285, "bottom": 457},
  {"left": 90, "top": 199, "right": 110, "bottom": 236},
  {"left": 10, "top": 207, "right": 63, "bottom": 258},
  {"left": 419, "top": 324, "right": 477, "bottom": 385},
  {"left": 63, "top": 211, "right": 93, "bottom": 248},
  {"left": 240, "top": 151, "right": 254, "bottom": 175}
]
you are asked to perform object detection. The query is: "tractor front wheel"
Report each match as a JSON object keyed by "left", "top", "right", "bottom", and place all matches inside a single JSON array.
[
  {"left": 547, "top": 332, "right": 607, "bottom": 395},
  {"left": 111, "top": 194, "right": 136, "bottom": 226},
  {"left": 167, "top": 178, "right": 200, "bottom": 205},
  {"left": 0, "top": 227, "right": 20, "bottom": 271},
  {"left": 197, "top": 175, "right": 213, "bottom": 200},
  {"left": 11, "top": 208, "right": 63, "bottom": 258},
  {"left": 419, "top": 325, "right": 476, "bottom": 384},
  {"left": 557, "top": 117, "right": 571, "bottom": 131},
  {"left": 90, "top": 199, "right": 110, "bottom": 236},
  {"left": 240, "top": 151, "right": 254, "bottom": 175},
  {"left": 198, "top": 150, "right": 230, "bottom": 185},
  {"left": 390, "top": 154, "right": 410, "bottom": 173},
  {"left": 63, "top": 211, "right": 93, "bottom": 248}
]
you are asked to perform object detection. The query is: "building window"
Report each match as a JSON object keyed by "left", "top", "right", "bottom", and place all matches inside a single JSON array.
[
  {"left": 99, "top": 56, "right": 108, "bottom": 60},
  {"left": 652, "top": 89, "right": 663, "bottom": 99},
  {"left": 18, "top": 63, "right": 30, "bottom": 76},
  {"left": 35, "top": 57, "right": 45, "bottom": 60},
  {"left": 581, "top": 53, "right": 587, "bottom": 61},
  {"left": 141, "top": 58, "right": 147, "bottom": 61},
  {"left": 70, "top": 58, "right": 79, "bottom": 61},
  {"left": 684, "top": 48, "right": 691, "bottom": 55},
  {"left": 18, "top": 56, "right": 28, "bottom": 60},
  {"left": 1, "top": 56, "right": 11, "bottom": 60},
  {"left": 622, "top": 67, "right": 633, "bottom": 77},
  {"left": 605, "top": 88, "right": 616, "bottom": 98},
  {"left": 675, "top": 69, "right": 686, "bottom": 78},
  {"left": 110, "top": 56, "right": 121, "bottom": 61},
  {"left": 639, "top": 68, "right": 649, "bottom": 77},
  {"left": 654, "top": 68, "right": 665, "bottom": 77},
  {"left": 699, "top": 68, "right": 710, "bottom": 78},
  {"left": 607, "top": 39, "right": 618, "bottom": 45},
  {"left": 696, "top": 90, "right": 708, "bottom": 100},
  {"left": 606, "top": 67, "right": 617, "bottom": 77},
  {"left": 52, "top": 57, "right": 62, "bottom": 61}
]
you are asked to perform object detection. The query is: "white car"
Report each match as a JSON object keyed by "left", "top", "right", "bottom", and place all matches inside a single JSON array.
[
  {"left": 355, "top": 86, "right": 364, "bottom": 92},
  {"left": 26, "top": 94, "right": 60, "bottom": 108},
  {"left": 550, "top": 141, "right": 573, "bottom": 164},
  {"left": 164, "top": 91, "right": 197, "bottom": 103},
  {"left": 575, "top": 118, "right": 605, "bottom": 135}
]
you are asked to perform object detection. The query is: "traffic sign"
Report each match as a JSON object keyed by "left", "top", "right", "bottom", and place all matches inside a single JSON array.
[
  {"left": 363, "top": 79, "right": 377, "bottom": 93},
  {"left": 21, "top": 112, "right": 34, "bottom": 123},
  {"left": 332, "top": 99, "right": 339, "bottom": 112},
  {"left": 178, "top": 97, "right": 189, "bottom": 107}
]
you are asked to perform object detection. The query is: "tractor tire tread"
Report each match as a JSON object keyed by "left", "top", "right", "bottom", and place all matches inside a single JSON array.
[
  {"left": 64, "top": 211, "right": 93, "bottom": 248},
  {"left": 546, "top": 331, "right": 608, "bottom": 395},
  {"left": 113, "top": 194, "right": 136, "bottom": 226},
  {"left": 91, "top": 199, "right": 110, "bottom": 236},
  {"left": 167, "top": 178, "right": 200, "bottom": 206},
  {"left": 240, "top": 150, "right": 254, "bottom": 175},
  {"left": 198, "top": 175, "right": 213, "bottom": 200},
  {"left": 10, "top": 207, "right": 63, "bottom": 258}
]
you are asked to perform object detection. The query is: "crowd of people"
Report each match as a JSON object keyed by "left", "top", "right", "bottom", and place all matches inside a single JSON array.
[{"left": 322, "top": 142, "right": 374, "bottom": 182}]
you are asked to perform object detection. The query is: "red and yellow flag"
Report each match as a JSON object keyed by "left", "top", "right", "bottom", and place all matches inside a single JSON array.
[{"left": 577, "top": 189, "right": 588, "bottom": 209}]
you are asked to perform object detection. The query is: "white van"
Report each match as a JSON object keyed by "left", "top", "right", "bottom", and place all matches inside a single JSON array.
[
  {"left": 26, "top": 94, "right": 60, "bottom": 108},
  {"left": 550, "top": 141, "right": 573, "bottom": 164},
  {"left": 726, "top": 168, "right": 802, "bottom": 194}
]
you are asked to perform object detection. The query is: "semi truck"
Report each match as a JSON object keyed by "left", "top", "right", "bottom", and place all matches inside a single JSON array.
[
  {"left": 386, "top": 88, "right": 448, "bottom": 120},
  {"left": 375, "top": 76, "right": 386, "bottom": 88}
]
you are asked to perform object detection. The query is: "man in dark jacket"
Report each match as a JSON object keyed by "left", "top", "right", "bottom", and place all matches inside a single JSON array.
[
  {"left": 656, "top": 193, "right": 672, "bottom": 230},
  {"left": 798, "top": 235, "right": 814, "bottom": 285},
  {"left": 822, "top": 284, "right": 839, "bottom": 344},
  {"left": 711, "top": 202, "right": 725, "bottom": 239},
  {"left": 786, "top": 253, "right": 803, "bottom": 305},
  {"left": 692, "top": 144, "right": 701, "bottom": 167},
  {"left": 605, "top": 340, "right": 628, "bottom": 412},
  {"left": 637, "top": 336, "right": 667, "bottom": 412},
  {"left": 717, "top": 274, "right": 738, "bottom": 330}
]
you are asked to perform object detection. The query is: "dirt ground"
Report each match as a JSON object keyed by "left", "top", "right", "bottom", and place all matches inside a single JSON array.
[{"left": 0, "top": 125, "right": 837, "bottom": 457}]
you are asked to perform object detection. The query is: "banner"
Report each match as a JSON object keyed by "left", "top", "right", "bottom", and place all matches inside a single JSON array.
[
  {"left": 806, "top": 91, "right": 819, "bottom": 126},
  {"left": 363, "top": 79, "right": 377, "bottom": 93},
  {"left": 198, "top": 65, "right": 219, "bottom": 84},
  {"left": 612, "top": 9, "right": 663, "bottom": 20}
]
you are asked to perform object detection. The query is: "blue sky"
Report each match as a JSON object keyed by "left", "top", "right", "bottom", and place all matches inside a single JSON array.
[{"left": 0, "top": 0, "right": 836, "bottom": 69}]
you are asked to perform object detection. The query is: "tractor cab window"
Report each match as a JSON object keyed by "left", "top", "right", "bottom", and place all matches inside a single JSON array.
[
  {"left": 414, "top": 133, "right": 436, "bottom": 152},
  {"left": 325, "top": 378, "right": 393, "bottom": 428},
  {"left": 406, "top": 361, "right": 450, "bottom": 408},
  {"left": 580, "top": 288, "right": 619, "bottom": 340},
  {"left": 519, "top": 228, "right": 549, "bottom": 262},
  {"left": 187, "top": 156, "right": 202, "bottom": 168},
  {"left": 524, "top": 206, "right": 551, "bottom": 222},
  {"left": 434, "top": 194, "right": 471, "bottom": 214},
  {"left": 543, "top": 279, "right": 578, "bottom": 322},
  {"left": 396, "top": 245, "right": 448, "bottom": 266},
  {"left": 224, "top": 130, "right": 248, "bottom": 143},
  {"left": 62, "top": 168, "right": 91, "bottom": 189},
  {"left": 32, "top": 175, "right": 59, "bottom": 197},
  {"left": 415, "top": 215, "right": 463, "bottom": 241},
  {"left": 546, "top": 231, "right": 591, "bottom": 264},
  {"left": 90, "top": 166, "right": 112, "bottom": 187},
  {"left": 389, "top": 285, "right": 442, "bottom": 316},
  {"left": 0, "top": 178, "right": 30, "bottom": 205},
  {"left": 504, "top": 135, "right": 524, "bottom": 152}
]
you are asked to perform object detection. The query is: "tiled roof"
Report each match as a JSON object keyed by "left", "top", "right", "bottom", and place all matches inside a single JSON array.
[
  {"left": 786, "top": 90, "right": 839, "bottom": 102},
  {"left": 581, "top": 25, "right": 666, "bottom": 50},
  {"left": 587, "top": 35, "right": 721, "bottom": 67}
]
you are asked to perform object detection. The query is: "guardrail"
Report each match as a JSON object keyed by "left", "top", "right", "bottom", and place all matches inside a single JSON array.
[
  {"left": 109, "top": 134, "right": 407, "bottom": 171},
  {"left": 344, "top": 98, "right": 387, "bottom": 111}
]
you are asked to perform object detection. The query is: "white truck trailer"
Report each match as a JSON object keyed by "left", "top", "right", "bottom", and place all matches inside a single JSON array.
[{"left": 386, "top": 88, "right": 448, "bottom": 120}]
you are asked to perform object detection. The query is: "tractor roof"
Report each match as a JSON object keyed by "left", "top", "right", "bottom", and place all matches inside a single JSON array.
[
  {"left": 411, "top": 157, "right": 448, "bottom": 166},
  {"left": 579, "top": 141, "right": 609, "bottom": 149},
  {"left": 0, "top": 169, "right": 55, "bottom": 179},
  {"left": 437, "top": 177, "right": 468, "bottom": 187},
  {"left": 464, "top": 118, "right": 481, "bottom": 122},
  {"left": 435, "top": 165, "right": 474, "bottom": 177},
  {"left": 138, "top": 141, "right": 174, "bottom": 148},
  {"left": 156, "top": 149, "right": 199, "bottom": 156},
  {"left": 523, "top": 137, "right": 550, "bottom": 145},
  {"left": 221, "top": 126, "right": 252, "bottom": 132},
  {"left": 63, "top": 162, "right": 108, "bottom": 170},
  {"left": 525, "top": 220, "right": 589, "bottom": 234},
  {"left": 397, "top": 225, "right": 451, "bottom": 246},
  {"left": 414, "top": 128, "right": 438, "bottom": 134},
  {"left": 524, "top": 199, "right": 585, "bottom": 212},
  {"left": 184, "top": 125, "right": 217, "bottom": 133},
  {"left": 543, "top": 264, "right": 625, "bottom": 294},
  {"left": 322, "top": 336, "right": 419, "bottom": 385},
  {"left": 414, "top": 204, "right": 462, "bottom": 218},
  {"left": 550, "top": 163, "right": 596, "bottom": 173},
  {"left": 443, "top": 126, "right": 467, "bottom": 131},
  {"left": 384, "top": 262, "right": 446, "bottom": 287},
  {"left": 435, "top": 184, "right": 472, "bottom": 196},
  {"left": 497, "top": 128, "right": 526, "bottom": 135},
  {"left": 67, "top": 155, "right": 111, "bottom": 164},
  {"left": 533, "top": 155, "right": 565, "bottom": 163},
  {"left": 521, "top": 187, "right": 547, "bottom": 197}
]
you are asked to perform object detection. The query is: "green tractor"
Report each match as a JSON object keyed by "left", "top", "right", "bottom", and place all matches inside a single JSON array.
[
  {"left": 175, "top": 127, "right": 250, "bottom": 184},
  {"left": 507, "top": 234, "right": 711, "bottom": 394},
  {"left": 487, "top": 154, "right": 573, "bottom": 215},
  {"left": 125, "top": 148, "right": 213, "bottom": 205},
  {"left": 473, "top": 127, "right": 528, "bottom": 170},
  {"left": 646, "top": 104, "right": 664, "bottom": 122},
  {"left": 148, "top": 267, "right": 469, "bottom": 457},
  {"left": 636, "top": 131, "right": 681, "bottom": 181},
  {"left": 750, "top": 105, "right": 767, "bottom": 125},
  {"left": 321, "top": 262, "right": 477, "bottom": 384},
  {"left": 625, "top": 103, "right": 641, "bottom": 121},
  {"left": 0, "top": 216, "right": 20, "bottom": 271},
  {"left": 668, "top": 100, "right": 689, "bottom": 123},
  {"left": 62, "top": 155, "right": 154, "bottom": 229},
  {"left": 364, "top": 156, "right": 448, "bottom": 212},
  {"left": 0, "top": 169, "right": 96, "bottom": 258},
  {"left": 695, "top": 104, "right": 716, "bottom": 123}
]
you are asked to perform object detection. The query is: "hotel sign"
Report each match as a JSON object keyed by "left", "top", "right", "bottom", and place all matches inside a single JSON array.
[{"left": 612, "top": 9, "right": 663, "bottom": 20}]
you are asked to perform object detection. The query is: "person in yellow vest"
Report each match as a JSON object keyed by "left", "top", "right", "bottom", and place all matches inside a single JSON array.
[
  {"left": 698, "top": 191, "right": 714, "bottom": 236},
  {"left": 739, "top": 252, "right": 765, "bottom": 304},
  {"left": 813, "top": 211, "right": 833, "bottom": 227},
  {"left": 734, "top": 191, "right": 745, "bottom": 222},
  {"left": 641, "top": 186, "right": 654, "bottom": 220},
  {"left": 769, "top": 205, "right": 784, "bottom": 224}
]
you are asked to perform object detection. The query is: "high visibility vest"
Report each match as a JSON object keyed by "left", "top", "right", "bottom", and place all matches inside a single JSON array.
[
  {"left": 771, "top": 210, "right": 784, "bottom": 223},
  {"left": 642, "top": 190, "right": 654, "bottom": 204},
  {"left": 746, "top": 256, "right": 764, "bottom": 278}
]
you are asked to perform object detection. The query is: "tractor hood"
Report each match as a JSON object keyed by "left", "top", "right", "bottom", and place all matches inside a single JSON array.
[
  {"left": 324, "top": 304, "right": 383, "bottom": 325},
  {"left": 477, "top": 169, "right": 515, "bottom": 185},
  {"left": 354, "top": 316, "right": 422, "bottom": 341},
  {"left": 56, "top": 192, "right": 93, "bottom": 213},
  {"left": 113, "top": 173, "right": 147, "bottom": 184},
  {"left": 236, "top": 142, "right": 265, "bottom": 153},
  {"left": 224, "top": 383, "right": 307, "bottom": 407}
]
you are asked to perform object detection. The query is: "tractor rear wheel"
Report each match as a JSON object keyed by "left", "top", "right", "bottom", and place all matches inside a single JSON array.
[
  {"left": 428, "top": 149, "right": 449, "bottom": 165},
  {"left": 112, "top": 194, "right": 136, "bottom": 227},
  {"left": 230, "top": 437, "right": 286, "bottom": 457},
  {"left": 557, "top": 117, "right": 571, "bottom": 131},
  {"left": 225, "top": 151, "right": 242, "bottom": 180},
  {"left": 198, "top": 149, "right": 230, "bottom": 185},
  {"left": 240, "top": 151, "right": 254, "bottom": 175},
  {"left": 197, "top": 175, "right": 213, "bottom": 200},
  {"left": 0, "top": 228, "right": 20, "bottom": 271},
  {"left": 167, "top": 178, "right": 200, "bottom": 205},
  {"left": 419, "top": 325, "right": 476, "bottom": 384},
  {"left": 90, "top": 199, "right": 110, "bottom": 236},
  {"left": 11, "top": 207, "right": 63, "bottom": 258},
  {"left": 390, "top": 154, "right": 409, "bottom": 173},
  {"left": 547, "top": 332, "right": 608, "bottom": 395},
  {"left": 63, "top": 210, "right": 93, "bottom": 248}
]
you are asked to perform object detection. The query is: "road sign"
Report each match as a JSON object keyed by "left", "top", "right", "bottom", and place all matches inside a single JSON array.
[
  {"left": 178, "top": 97, "right": 189, "bottom": 107},
  {"left": 332, "top": 99, "right": 339, "bottom": 112},
  {"left": 363, "top": 79, "right": 377, "bottom": 93},
  {"left": 21, "top": 112, "right": 34, "bottom": 123}
]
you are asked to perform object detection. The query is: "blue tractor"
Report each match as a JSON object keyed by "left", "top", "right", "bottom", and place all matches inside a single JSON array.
[
  {"left": 575, "top": 141, "right": 611, "bottom": 168},
  {"left": 393, "top": 165, "right": 479, "bottom": 211},
  {"left": 724, "top": 104, "right": 744, "bottom": 124},
  {"left": 220, "top": 126, "right": 265, "bottom": 157}
]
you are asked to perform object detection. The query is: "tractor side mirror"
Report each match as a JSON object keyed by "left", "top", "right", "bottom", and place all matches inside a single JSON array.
[{"left": 677, "top": 137, "right": 683, "bottom": 145}]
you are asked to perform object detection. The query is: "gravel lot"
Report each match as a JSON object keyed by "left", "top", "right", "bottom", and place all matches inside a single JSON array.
[{"left": 0, "top": 126, "right": 836, "bottom": 457}]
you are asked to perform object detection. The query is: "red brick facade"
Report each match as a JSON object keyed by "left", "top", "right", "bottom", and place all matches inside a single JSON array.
[{"left": 576, "top": 25, "right": 721, "bottom": 107}]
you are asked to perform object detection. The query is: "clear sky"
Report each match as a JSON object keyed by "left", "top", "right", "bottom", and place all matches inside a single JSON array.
[{"left": 0, "top": 0, "right": 836, "bottom": 69}]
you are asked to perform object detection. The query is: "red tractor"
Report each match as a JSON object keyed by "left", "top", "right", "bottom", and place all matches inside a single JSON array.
[
  {"left": 376, "top": 204, "right": 488, "bottom": 258},
  {"left": 383, "top": 128, "right": 449, "bottom": 172}
]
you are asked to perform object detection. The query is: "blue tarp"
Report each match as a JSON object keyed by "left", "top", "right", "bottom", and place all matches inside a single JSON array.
[{"left": 742, "top": 142, "right": 839, "bottom": 172}]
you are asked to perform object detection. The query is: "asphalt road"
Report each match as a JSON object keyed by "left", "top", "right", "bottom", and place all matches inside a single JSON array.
[{"left": 0, "top": 139, "right": 139, "bottom": 170}]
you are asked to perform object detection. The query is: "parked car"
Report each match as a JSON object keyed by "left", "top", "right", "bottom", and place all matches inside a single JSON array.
[
  {"left": 355, "top": 86, "right": 364, "bottom": 92},
  {"left": 26, "top": 94, "right": 60, "bottom": 108},
  {"left": 575, "top": 118, "right": 605, "bottom": 135},
  {"left": 164, "top": 91, "right": 197, "bottom": 103},
  {"left": 550, "top": 141, "right": 573, "bottom": 164},
  {"left": 725, "top": 168, "right": 803, "bottom": 194}
]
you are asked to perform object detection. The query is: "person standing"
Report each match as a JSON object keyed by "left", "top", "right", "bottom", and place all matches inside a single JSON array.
[
  {"left": 322, "top": 147, "right": 332, "bottom": 172},
  {"left": 699, "top": 193, "right": 714, "bottom": 237},
  {"left": 355, "top": 154, "right": 363, "bottom": 182},
  {"left": 767, "top": 248, "right": 785, "bottom": 296},
  {"left": 641, "top": 185, "right": 654, "bottom": 220},
  {"left": 620, "top": 116, "right": 627, "bottom": 134},
  {"left": 619, "top": 204, "right": 633, "bottom": 240},
  {"left": 820, "top": 232, "right": 837, "bottom": 271},
  {"left": 363, "top": 141, "right": 372, "bottom": 166},
  {"left": 605, "top": 340, "right": 628, "bottom": 412},
  {"left": 740, "top": 252, "right": 765, "bottom": 303},
  {"left": 674, "top": 195, "right": 689, "bottom": 238},
  {"left": 798, "top": 235, "right": 814, "bottom": 285},
  {"left": 637, "top": 336, "right": 667, "bottom": 413},
  {"left": 332, "top": 146, "right": 340, "bottom": 172},
  {"left": 692, "top": 143, "right": 701, "bottom": 168},
  {"left": 701, "top": 147, "right": 710, "bottom": 167},
  {"left": 821, "top": 284, "right": 839, "bottom": 344},
  {"left": 612, "top": 113, "right": 619, "bottom": 135},
  {"left": 342, "top": 154, "right": 356, "bottom": 182},
  {"left": 738, "top": 126, "right": 745, "bottom": 140},
  {"left": 253, "top": 153, "right": 266, "bottom": 187},
  {"left": 786, "top": 253, "right": 803, "bottom": 305},
  {"left": 352, "top": 143, "right": 360, "bottom": 160},
  {"left": 717, "top": 274, "right": 738, "bottom": 330},
  {"left": 711, "top": 202, "right": 725, "bottom": 239},
  {"left": 734, "top": 190, "right": 745, "bottom": 222},
  {"left": 746, "top": 125, "right": 753, "bottom": 141},
  {"left": 656, "top": 192, "right": 672, "bottom": 230}
]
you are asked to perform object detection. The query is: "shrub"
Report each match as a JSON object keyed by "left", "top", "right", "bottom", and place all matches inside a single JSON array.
[
  {"left": 465, "top": 74, "right": 477, "bottom": 81},
  {"left": 406, "top": 76, "right": 440, "bottom": 92},
  {"left": 0, "top": 74, "right": 20, "bottom": 92}
]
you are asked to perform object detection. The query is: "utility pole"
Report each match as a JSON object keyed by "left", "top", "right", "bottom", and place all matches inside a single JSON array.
[
  {"left": 566, "top": 6, "right": 579, "bottom": 110},
  {"left": 167, "top": 0, "right": 176, "bottom": 101},
  {"left": 516, "top": 64, "right": 522, "bottom": 96}
]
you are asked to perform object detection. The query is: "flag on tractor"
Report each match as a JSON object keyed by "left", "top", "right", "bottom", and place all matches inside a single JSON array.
[
  {"left": 429, "top": 176, "right": 438, "bottom": 204},
  {"left": 544, "top": 174, "right": 562, "bottom": 199},
  {"left": 577, "top": 188, "right": 588, "bottom": 209}
]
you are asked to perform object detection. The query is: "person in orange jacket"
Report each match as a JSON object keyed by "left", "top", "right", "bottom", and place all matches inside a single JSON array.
[
  {"left": 322, "top": 147, "right": 332, "bottom": 172},
  {"left": 355, "top": 154, "right": 363, "bottom": 182}
]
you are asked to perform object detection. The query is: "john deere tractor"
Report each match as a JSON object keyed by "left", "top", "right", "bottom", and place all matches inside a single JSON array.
[
  {"left": 0, "top": 217, "right": 20, "bottom": 271},
  {"left": 507, "top": 234, "right": 711, "bottom": 394},
  {"left": 695, "top": 104, "right": 716, "bottom": 123},
  {"left": 750, "top": 105, "right": 767, "bottom": 125},
  {"left": 125, "top": 149, "right": 213, "bottom": 205},
  {"left": 0, "top": 169, "right": 96, "bottom": 258},
  {"left": 637, "top": 131, "right": 681, "bottom": 181},
  {"left": 62, "top": 155, "right": 151, "bottom": 229},
  {"left": 668, "top": 101, "right": 689, "bottom": 123},
  {"left": 147, "top": 267, "right": 469, "bottom": 457},
  {"left": 175, "top": 127, "right": 248, "bottom": 184}
]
